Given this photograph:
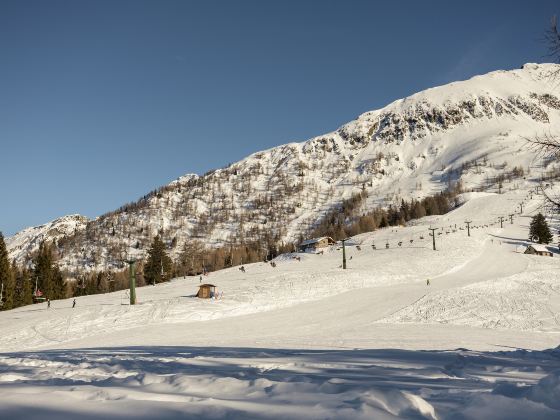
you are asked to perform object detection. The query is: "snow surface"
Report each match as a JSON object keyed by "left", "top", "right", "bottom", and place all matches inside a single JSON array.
[{"left": 2, "top": 186, "right": 560, "bottom": 418}]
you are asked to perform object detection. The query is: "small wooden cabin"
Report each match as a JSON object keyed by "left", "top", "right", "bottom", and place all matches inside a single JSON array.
[
  {"left": 524, "top": 244, "right": 553, "bottom": 257},
  {"left": 298, "top": 237, "right": 335, "bottom": 253},
  {"left": 197, "top": 284, "right": 216, "bottom": 299}
]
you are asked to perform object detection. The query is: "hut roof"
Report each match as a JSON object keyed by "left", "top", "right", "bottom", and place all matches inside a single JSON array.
[
  {"left": 199, "top": 284, "right": 216, "bottom": 288},
  {"left": 527, "top": 244, "right": 551, "bottom": 253},
  {"left": 300, "top": 236, "right": 333, "bottom": 246}
]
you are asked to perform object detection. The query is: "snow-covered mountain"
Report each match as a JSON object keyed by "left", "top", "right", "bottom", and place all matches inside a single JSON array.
[
  {"left": 6, "top": 215, "right": 88, "bottom": 264},
  {"left": 7, "top": 63, "right": 560, "bottom": 272}
]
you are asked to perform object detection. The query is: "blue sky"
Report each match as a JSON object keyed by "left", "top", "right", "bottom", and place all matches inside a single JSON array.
[{"left": 0, "top": 0, "right": 558, "bottom": 235}]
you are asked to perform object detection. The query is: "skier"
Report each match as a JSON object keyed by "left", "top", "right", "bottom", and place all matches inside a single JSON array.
[
  {"left": 426, "top": 279, "right": 430, "bottom": 286},
  {"left": 47, "top": 298, "right": 50, "bottom": 309},
  {"left": 72, "top": 298, "right": 76, "bottom": 308},
  {"left": 199, "top": 275, "right": 202, "bottom": 283}
]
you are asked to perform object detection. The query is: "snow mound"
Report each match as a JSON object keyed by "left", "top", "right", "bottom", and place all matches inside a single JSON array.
[{"left": 527, "top": 369, "right": 560, "bottom": 410}]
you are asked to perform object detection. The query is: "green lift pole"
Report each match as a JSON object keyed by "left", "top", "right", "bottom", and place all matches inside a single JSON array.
[
  {"left": 465, "top": 221, "right": 472, "bottom": 237},
  {"left": 428, "top": 228, "right": 437, "bottom": 251},
  {"left": 342, "top": 239, "right": 347, "bottom": 269},
  {"left": 127, "top": 260, "right": 137, "bottom": 305}
]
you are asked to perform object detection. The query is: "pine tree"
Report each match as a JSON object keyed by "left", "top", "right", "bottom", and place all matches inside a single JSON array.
[
  {"left": 0, "top": 233, "right": 14, "bottom": 310},
  {"left": 33, "top": 241, "right": 65, "bottom": 299},
  {"left": 52, "top": 266, "right": 67, "bottom": 299},
  {"left": 529, "top": 213, "right": 553, "bottom": 244},
  {"left": 14, "top": 267, "right": 33, "bottom": 307},
  {"left": 34, "top": 241, "right": 54, "bottom": 299},
  {"left": 144, "top": 236, "right": 173, "bottom": 285}
]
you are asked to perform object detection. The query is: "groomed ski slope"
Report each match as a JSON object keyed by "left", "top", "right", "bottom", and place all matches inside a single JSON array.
[{"left": 1, "top": 185, "right": 560, "bottom": 419}]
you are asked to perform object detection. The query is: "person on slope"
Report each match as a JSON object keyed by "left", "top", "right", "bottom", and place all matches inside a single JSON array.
[
  {"left": 426, "top": 279, "right": 430, "bottom": 286},
  {"left": 47, "top": 298, "right": 50, "bottom": 309},
  {"left": 72, "top": 298, "right": 76, "bottom": 308}
]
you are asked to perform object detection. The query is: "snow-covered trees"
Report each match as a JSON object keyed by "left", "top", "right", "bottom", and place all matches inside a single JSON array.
[{"left": 529, "top": 213, "right": 553, "bottom": 244}]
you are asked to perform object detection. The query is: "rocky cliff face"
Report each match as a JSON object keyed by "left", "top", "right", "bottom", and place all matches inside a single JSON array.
[
  {"left": 8, "top": 63, "right": 560, "bottom": 273},
  {"left": 6, "top": 215, "right": 88, "bottom": 265}
]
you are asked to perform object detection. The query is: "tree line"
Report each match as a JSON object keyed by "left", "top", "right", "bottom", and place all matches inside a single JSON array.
[
  {"left": 308, "top": 185, "right": 462, "bottom": 242},
  {"left": 0, "top": 234, "right": 65, "bottom": 310}
]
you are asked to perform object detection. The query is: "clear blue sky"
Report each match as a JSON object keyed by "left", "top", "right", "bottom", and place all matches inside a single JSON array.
[{"left": 0, "top": 0, "right": 558, "bottom": 235}]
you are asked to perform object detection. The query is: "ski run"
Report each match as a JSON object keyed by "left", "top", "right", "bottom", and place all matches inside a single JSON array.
[{"left": 2, "top": 183, "right": 560, "bottom": 419}]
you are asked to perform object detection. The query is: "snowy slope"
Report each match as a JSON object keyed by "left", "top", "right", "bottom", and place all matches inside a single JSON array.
[
  {"left": 1, "top": 185, "right": 560, "bottom": 419},
  {"left": 7, "top": 63, "right": 560, "bottom": 275}
]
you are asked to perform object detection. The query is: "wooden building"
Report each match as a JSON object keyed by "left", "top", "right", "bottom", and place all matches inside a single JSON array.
[
  {"left": 524, "top": 244, "right": 553, "bottom": 257},
  {"left": 298, "top": 237, "right": 335, "bottom": 253},
  {"left": 197, "top": 284, "right": 217, "bottom": 299}
]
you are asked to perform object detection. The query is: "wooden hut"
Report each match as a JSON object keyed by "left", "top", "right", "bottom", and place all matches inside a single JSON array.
[
  {"left": 197, "top": 284, "right": 216, "bottom": 299},
  {"left": 524, "top": 244, "right": 553, "bottom": 257},
  {"left": 298, "top": 237, "right": 335, "bottom": 253}
]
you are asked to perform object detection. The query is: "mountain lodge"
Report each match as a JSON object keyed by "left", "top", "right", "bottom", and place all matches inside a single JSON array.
[
  {"left": 298, "top": 237, "right": 335, "bottom": 253},
  {"left": 524, "top": 244, "right": 553, "bottom": 257}
]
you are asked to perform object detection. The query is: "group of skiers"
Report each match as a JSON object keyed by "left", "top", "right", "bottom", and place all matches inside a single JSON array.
[{"left": 46, "top": 298, "right": 76, "bottom": 309}]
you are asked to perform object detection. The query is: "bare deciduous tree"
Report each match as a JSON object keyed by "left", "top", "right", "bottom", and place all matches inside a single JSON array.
[{"left": 527, "top": 15, "right": 560, "bottom": 211}]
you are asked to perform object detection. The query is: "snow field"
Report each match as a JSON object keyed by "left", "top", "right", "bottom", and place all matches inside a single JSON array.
[
  {"left": 2, "top": 185, "right": 560, "bottom": 419},
  {"left": 1, "top": 346, "right": 560, "bottom": 419}
]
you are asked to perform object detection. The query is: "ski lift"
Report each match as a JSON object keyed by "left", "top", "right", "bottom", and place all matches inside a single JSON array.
[{"left": 32, "top": 289, "right": 46, "bottom": 304}]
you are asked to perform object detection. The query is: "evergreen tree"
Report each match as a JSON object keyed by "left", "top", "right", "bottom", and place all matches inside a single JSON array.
[
  {"left": 33, "top": 241, "right": 65, "bottom": 299},
  {"left": 34, "top": 241, "right": 55, "bottom": 299},
  {"left": 52, "top": 266, "right": 67, "bottom": 299},
  {"left": 144, "top": 236, "right": 173, "bottom": 285},
  {"left": 13, "top": 266, "right": 33, "bottom": 307},
  {"left": 529, "top": 213, "right": 553, "bottom": 244},
  {"left": 0, "top": 233, "right": 14, "bottom": 310}
]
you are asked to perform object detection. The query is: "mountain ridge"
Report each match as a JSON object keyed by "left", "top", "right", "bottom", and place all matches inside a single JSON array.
[{"left": 7, "top": 62, "right": 560, "bottom": 273}]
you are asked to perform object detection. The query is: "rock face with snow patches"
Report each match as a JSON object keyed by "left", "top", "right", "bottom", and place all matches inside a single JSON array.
[
  {"left": 6, "top": 215, "right": 88, "bottom": 266},
  {"left": 7, "top": 63, "right": 560, "bottom": 273}
]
